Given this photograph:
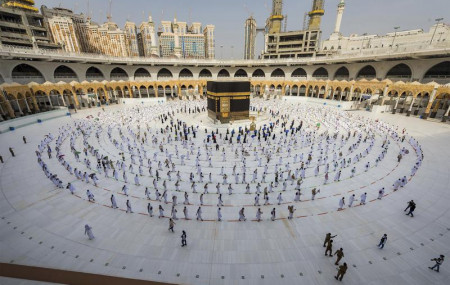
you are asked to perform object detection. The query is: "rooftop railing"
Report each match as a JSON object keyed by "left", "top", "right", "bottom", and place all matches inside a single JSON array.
[{"left": 0, "top": 42, "right": 449, "bottom": 66}]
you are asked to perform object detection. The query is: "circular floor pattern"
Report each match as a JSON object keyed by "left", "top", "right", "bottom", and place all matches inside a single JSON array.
[{"left": 1, "top": 98, "right": 449, "bottom": 285}]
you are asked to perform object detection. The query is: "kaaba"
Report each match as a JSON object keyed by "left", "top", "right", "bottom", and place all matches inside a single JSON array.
[{"left": 207, "top": 81, "right": 250, "bottom": 123}]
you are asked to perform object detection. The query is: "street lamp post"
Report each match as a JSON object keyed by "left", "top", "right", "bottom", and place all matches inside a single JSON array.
[
  {"left": 220, "top": 45, "right": 223, "bottom": 59},
  {"left": 430, "top": 18, "right": 444, "bottom": 44},
  {"left": 391, "top": 26, "right": 400, "bottom": 49},
  {"left": 231, "top": 45, "right": 234, "bottom": 59}
]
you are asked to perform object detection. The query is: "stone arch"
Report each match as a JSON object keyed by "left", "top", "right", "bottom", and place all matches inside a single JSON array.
[
  {"left": 312, "top": 67, "right": 328, "bottom": 79},
  {"left": 110, "top": 67, "right": 129, "bottom": 80},
  {"left": 115, "top": 86, "right": 124, "bottom": 98},
  {"left": 54, "top": 65, "right": 78, "bottom": 82},
  {"left": 85, "top": 66, "right": 104, "bottom": 81},
  {"left": 424, "top": 61, "right": 450, "bottom": 80},
  {"left": 164, "top": 85, "right": 172, "bottom": 97},
  {"left": 199, "top": 69, "right": 212, "bottom": 78},
  {"left": 356, "top": 65, "right": 377, "bottom": 79},
  {"left": 218, "top": 69, "right": 230, "bottom": 77},
  {"left": 386, "top": 63, "right": 412, "bottom": 80},
  {"left": 299, "top": 85, "right": 307, "bottom": 96},
  {"left": 234, "top": 69, "right": 248, "bottom": 77},
  {"left": 334, "top": 66, "right": 349, "bottom": 80},
  {"left": 157, "top": 68, "right": 173, "bottom": 79},
  {"left": 12, "top": 63, "right": 45, "bottom": 84},
  {"left": 252, "top": 69, "right": 265, "bottom": 78},
  {"left": 139, "top": 85, "right": 149, "bottom": 98},
  {"left": 179, "top": 68, "right": 194, "bottom": 78},
  {"left": 271, "top": 68, "right": 285, "bottom": 78},
  {"left": 292, "top": 68, "right": 307, "bottom": 78},
  {"left": 134, "top": 68, "right": 151, "bottom": 80}
]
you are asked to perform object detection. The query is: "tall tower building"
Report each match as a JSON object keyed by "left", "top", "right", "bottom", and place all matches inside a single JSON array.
[
  {"left": 139, "top": 16, "right": 158, "bottom": 57},
  {"left": 268, "top": 0, "right": 283, "bottom": 34},
  {"left": 203, "top": 24, "right": 215, "bottom": 59},
  {"left": 244, "top": 16, "right": 256, "bottom": 59},
  {"left": 47, "top": 16, "right": 80, "bottom": 53},
  {"left": 308, "top": 0, "right": 325, "bottom": 30},
  {"left": 41, "top": 6, "right": 91, "bottom": 53},
  {"left": 124, "top": 21, "right": 139, "bottom": 57}
]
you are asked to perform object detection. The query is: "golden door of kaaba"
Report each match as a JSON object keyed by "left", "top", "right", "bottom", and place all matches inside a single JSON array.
[{"left": 207, "top": 81, "right": 250, "bottom": 123}]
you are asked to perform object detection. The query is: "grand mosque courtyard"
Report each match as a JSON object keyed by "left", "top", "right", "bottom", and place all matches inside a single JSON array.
[{"left": 0, "top": 97, "right": 449, "bottom": 285}]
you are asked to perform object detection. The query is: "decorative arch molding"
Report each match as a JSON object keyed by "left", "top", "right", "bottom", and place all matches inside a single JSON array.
[
  {"left": 134, "top": 68, "right": 151, "bottom": 80},
  {"left": 85, "top": 66, "right": 105, "bottom": 81},
  {"left": 54, "top": 65, "right": 79, "bottom": 82},
  {"left": 157, "top": 68, "right": 173, "bottom": 79},
  {"left": 110, "top": 67, "right": 129, "bottom": 80},
  {"left": 199, "top": 69, "right": 213, "bottom": 78},
  {"left": 179, "top": 68, "right": 194, "bottom": 78},
  {"left": 356, "top": 65, "right": 377, "bottom": 79},
  {"left": 218, "top": 69, "right": 230, "bottom": 77},
  {"left": 252, "top": 69, "right": 265, "bottom": 78},
  {"left": 271, "top": 68, "right": 285, "bottom": 78},
  {"left": 234, "top": 69, "right": 248, "bottom": 77},
  {"left": 12, "top": 63, "right": 45, "bottom": 84},
  {"left": 312, "top": 67, "right": 328, "bottom": 79}
]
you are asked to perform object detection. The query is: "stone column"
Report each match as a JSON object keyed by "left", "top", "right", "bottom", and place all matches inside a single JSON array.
[
  {"left": 48, "top": 95, "right": 53, "bottom": 107},
  {"left": 422, "top": 87, "right": 437, "bottom": 119},
  {"left": 60, "top": 94, "right": 66, "bottom": 106},
  {"left": 348, "top": 85, "right": 354, "bottom": 101},
  {"left": 442, "top": 105, "right": 450, "bottom": 122},
  {"left": 138, "top": 87, "right": 142, "bottom": 98},
  {"left": 406, "top": 97, "right": 415, "bottom": 116},
  {"left": 154, "top": 85, "right": 158, "bottom": 97},
  {"left": 31, "top": 95, "right": 40, "bottom": 111},
  {"left": 5, "top": 100, "right": 15, "bottom": 118},
  {"left": 24, "top": 97, "right": 31, "bottom": 112}
]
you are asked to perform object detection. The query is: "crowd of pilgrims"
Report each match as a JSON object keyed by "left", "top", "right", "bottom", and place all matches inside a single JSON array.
[{"left": 35, "top": 98, "right": 423, "bottom": 222}]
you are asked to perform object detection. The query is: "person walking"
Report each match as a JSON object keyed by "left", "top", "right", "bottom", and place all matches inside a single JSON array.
[
  {"left": 334, "top": 248, "right": 344, "bottom": 265},
  {"left": 168, "top": 218, "right": 175, "bottom": 232},
  {"left": 404, "top": 200, "right": 414, "bottom": 212},
  {"left": 334, "top": 262, "right": 348, "bottom": 281},
  {"left": 181, "top": 230, "right": 187, "bottom": 247},
  {"left": 84, "top": 224, "right": 95, "bottom": 240},
  {"left": 429, "top": 255, "right": 444, "bottom": 272},
  {"left": 325, "top": 240, "right": 334, "bottom": 256},
  {"left": 9, "top": 147, "right": 15, "bottom": 157},
  {"left": 323, "top": 233, "right": 337, "bottom": 247},
  {"left": 378, "top": 234, "right": 387, "bottom": 249},
  {"left": 23, "top": 136, "right": 27, "bottom": 144},
  {"left": 405, "top": 201, "right": 416, "bottom": 217}
]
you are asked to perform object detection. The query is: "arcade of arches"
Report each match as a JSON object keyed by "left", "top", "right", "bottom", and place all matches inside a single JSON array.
[{"left": 1, "top": 79, "right": 449, "bottom": 121}]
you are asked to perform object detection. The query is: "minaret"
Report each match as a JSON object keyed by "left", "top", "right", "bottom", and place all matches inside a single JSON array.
[
  {"left": 268, "top": 0, "right": 284, "bottom": 34},
  {"left": 331, "top": 0, "right": 345, "bottom": 39},
  {"left": 244, "top": 16, "right": 257, "bottom": 59},
  {"left": 308, "top": 0, "right": 325, "bottom": 30}
]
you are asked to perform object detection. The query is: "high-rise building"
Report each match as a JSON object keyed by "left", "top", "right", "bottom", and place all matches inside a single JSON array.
[
  {"left": 158, "top": 18, "right": 214, "bottom": 59},
  {"left": 138, "top": 16, "right": 158, "bottom": 57},
  {"left": 84, "top": 19, "right": 129, "bottom": 57},
  {"left": 203, "top": 24, "right": 215, "bottom": 59},
  {"left": 47, "top": 16, "right": 80, "bottom": 52},
  {"left": 0, "top": 1, "right": 59, "bottom": 49},
  {"left": 260, "top": 0, "right": 323, "bottom": 59},
  {"left": 40, "top": 5, "right": 90, "bottom": 53},
  {"left": 244, "top": 16, "right": 256, "bottom": 59},
  {"left": 124, "top": 21, "right": 139, "bottom": 57}
]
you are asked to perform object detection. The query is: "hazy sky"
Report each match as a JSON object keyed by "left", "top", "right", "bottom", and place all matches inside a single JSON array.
[{"left": 35, "top": 0, "right": 449, "bottom": 59}]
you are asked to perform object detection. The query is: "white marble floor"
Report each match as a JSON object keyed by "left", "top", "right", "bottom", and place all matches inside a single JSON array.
[{"left": 0, "top": 100, "right": 449, "bottom": 285}]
